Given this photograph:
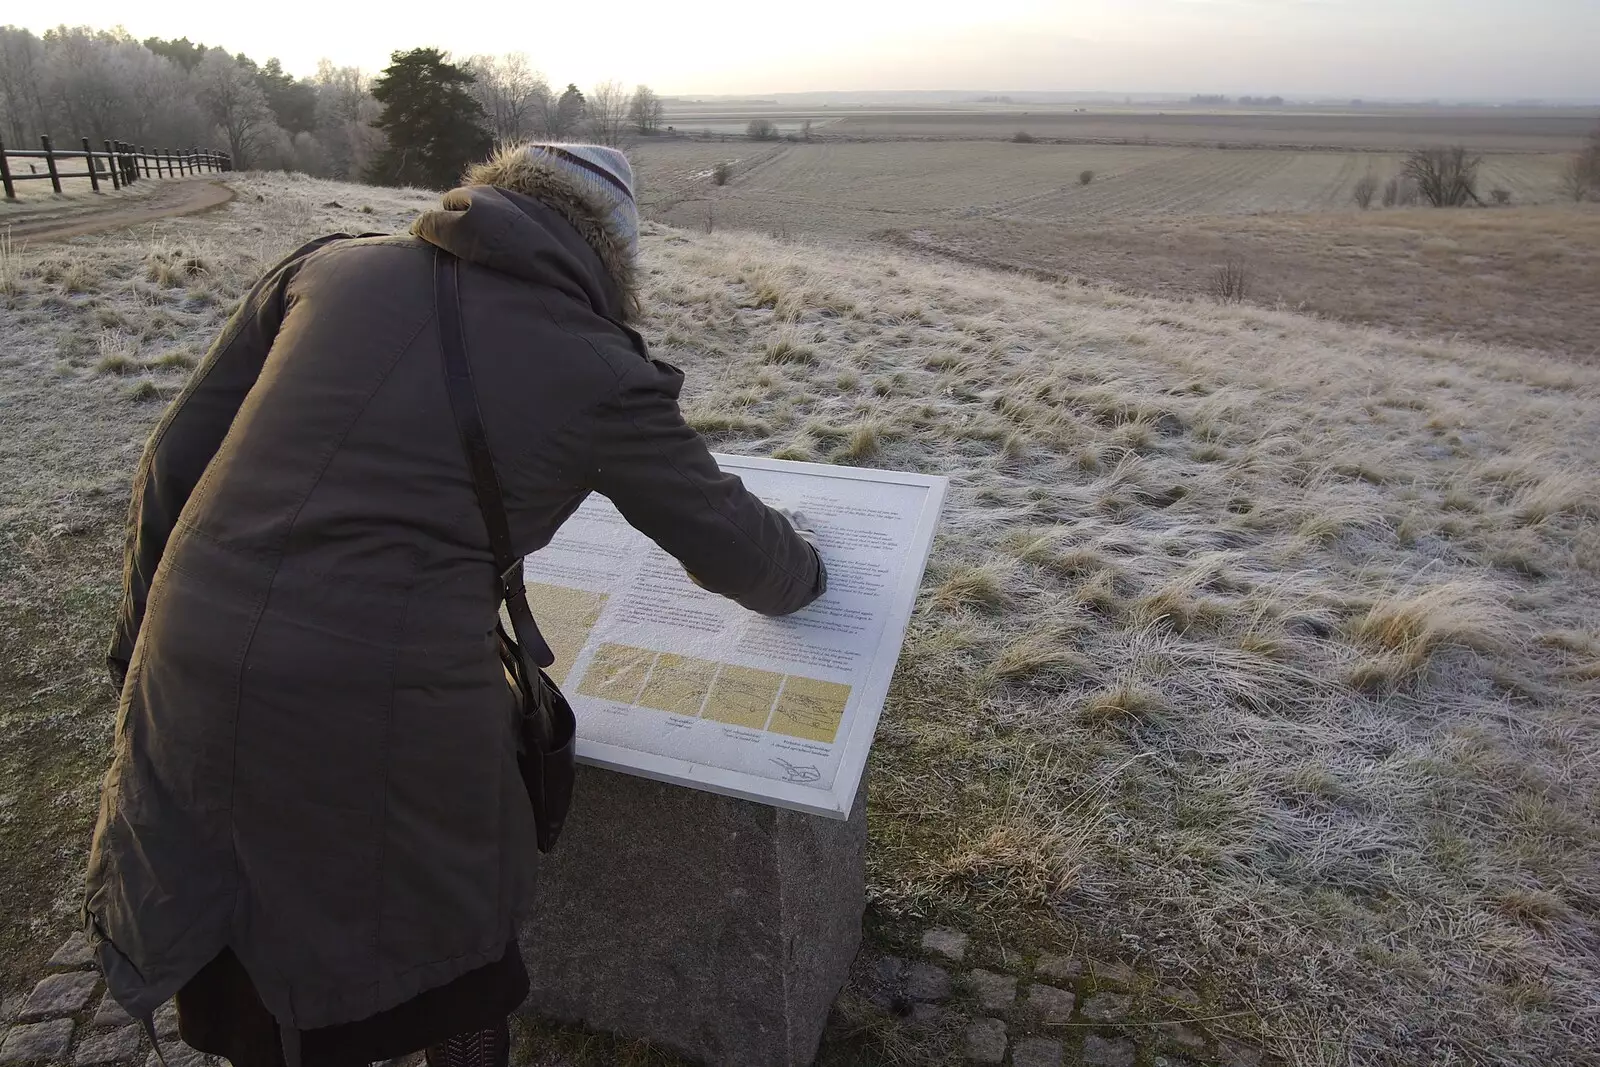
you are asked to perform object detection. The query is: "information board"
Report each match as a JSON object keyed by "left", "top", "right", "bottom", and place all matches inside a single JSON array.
[{"left": 522, "top": 455, "right": 947, "bottom": 819}]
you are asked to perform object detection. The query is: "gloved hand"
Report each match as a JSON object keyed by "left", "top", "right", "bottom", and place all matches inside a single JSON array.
[{"left": 774, "top": 506, "right": 821, "bottom": 551}]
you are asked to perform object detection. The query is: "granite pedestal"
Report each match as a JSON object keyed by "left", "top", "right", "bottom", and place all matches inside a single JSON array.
[{"left": 519, "top": 764, "right": 867, "bottom": 1067}]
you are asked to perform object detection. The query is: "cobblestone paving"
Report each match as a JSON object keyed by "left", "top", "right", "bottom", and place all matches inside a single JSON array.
[
  {"left": 851, "top": 925, "right": 1279, "bottom": 1067},
  {"left": 0, "top": 936, "right": 214, "bottom": 1067},
  {"left": 5, "top": 927, "right": 1280, "bottom": 1066}
]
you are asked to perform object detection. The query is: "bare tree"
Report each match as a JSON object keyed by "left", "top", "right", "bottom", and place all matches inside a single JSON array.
[
  {"left": 1558, "top": 153, "right": 1595, "bottom": 202},
  {"left": 628, "top": 84, "right": 664, "bottom": 136},
  {"left": 314, "top": 61, "right": 385, "bottom": 180},
  {"left": 465, "top": 53, "right": 550, "bottom": 145},
  {"left": 289, "top": 129, "right": 328, "bottom": 176},
  {"left": 1383, "top": 175, "right": 1420, "bottom": 207},
  {"left": 0, "top": 27, "right": 50, "bottom": 144},
  {"left": 1209, "top": 259, "right": 1250, "bottom": 304},
  {"left": 586, "top": 80, "right": 629, "bottom": 146},
  {"left": 1352, "top": 174, "right": 1379, "bottom": 209},
  {"left": 1557, "top": 126, "right": 1600, "bottom": 202},
  {"left": 40, "top": 27, "right": 126, "bottom": 142},
  {"left": 1402, "top": 146, "right": 1483, "bottom": 207},
  {"left": 115, "top": 43, "right": 206, "bottom": 146},
  {"left": 193, "top": 49, "right": 281, "bottom": 168}
]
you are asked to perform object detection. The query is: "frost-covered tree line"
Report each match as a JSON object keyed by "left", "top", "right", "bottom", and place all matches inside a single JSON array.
[
  {"left": 0, "top": 26, "right": 385, "bottom": 178},
  {"left": 0, "top": 26, "right": 665, "bottom": 184}
]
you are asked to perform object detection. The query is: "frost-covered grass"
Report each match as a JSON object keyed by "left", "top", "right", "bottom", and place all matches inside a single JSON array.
[
  {"left": 640, "top": 227, "right": 1600, "bottom": 1066},
  {"left": 2, "top": 173, "right": 1598, "bottom": 1065}
]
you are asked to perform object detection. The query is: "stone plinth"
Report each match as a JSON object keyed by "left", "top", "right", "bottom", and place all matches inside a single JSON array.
[{"left": 519, "top": 765, "right": 867, "bottom": 1067}]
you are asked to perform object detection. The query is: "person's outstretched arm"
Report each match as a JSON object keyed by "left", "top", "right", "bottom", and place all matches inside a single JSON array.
[
  {"left": 584, "top": 359, "right": 826, "bottom": 617},
  {"left": 106, "top": 236, "right": 347, "bottom": 688}
]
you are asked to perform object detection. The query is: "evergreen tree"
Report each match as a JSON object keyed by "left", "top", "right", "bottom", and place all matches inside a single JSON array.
[
  {"left": 143, "top": 36, "right": 207, "bottom": 71},
  {"left": 552, "top": 83, "right": 585, "bottom": 139},
  {"left": 257, "top": 58, "right": 317, "bottom": 134},
  {"left": 366, "top": 48, "right": 491, "bottom": 189}
]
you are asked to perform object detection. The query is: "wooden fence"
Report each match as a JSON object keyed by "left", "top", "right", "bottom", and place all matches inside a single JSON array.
[{"left": 0, "top": 136, "right": 232, "bottom": 200}]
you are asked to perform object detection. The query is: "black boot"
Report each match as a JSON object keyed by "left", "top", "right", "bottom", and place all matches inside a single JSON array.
[{"left": 422, "top": 1023, "right": 509, "bottom": 1067}]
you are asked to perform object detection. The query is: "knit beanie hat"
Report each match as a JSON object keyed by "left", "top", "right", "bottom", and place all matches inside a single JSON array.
[{"left": 524, "top": 144, "right": 638, "bottom": 262}]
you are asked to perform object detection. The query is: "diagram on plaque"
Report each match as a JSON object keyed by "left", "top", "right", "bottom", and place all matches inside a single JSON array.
[{"left": 523, "top": 454, "right": 946, "bottom": 819}]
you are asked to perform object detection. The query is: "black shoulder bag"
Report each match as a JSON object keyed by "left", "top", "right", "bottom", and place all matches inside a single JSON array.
[{"left": 434, "top": 249, "right": 577, "bottom": 853}]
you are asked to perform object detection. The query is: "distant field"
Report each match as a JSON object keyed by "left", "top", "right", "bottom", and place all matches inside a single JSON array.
[
  {"left": 629, "top": 139, "right": 1598, "bottom": 358},
  {"left": 632, "top": 141, "right": 1573, "bottom": 228},
  {"left": 906, "top": 206, "right": 1600, "bottom": 360},
  {"left": 662, "top": 103, "right": 1598, "bottom": 152}
]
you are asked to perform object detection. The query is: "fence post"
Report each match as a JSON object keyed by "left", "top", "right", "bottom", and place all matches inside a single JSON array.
[
  {"left": 0, "top": 137, "right": 15, "bottom": 200},
  {"left": 138, "top": 146, "right": 148, "bottom": 179},
  {"left": 121, "top": 142, "right": 136, "bottom": 184},
  {"left": 158, "top": 148, "right": 168, "bottom": 178},
  {"left": 103, "top": 140, "right": 120, "bottom": 189},
  {"left": 40, "top": 135, "right": 62, "bottom": 193},
  {"left": 82, "top": 138, "right": 101, "bottom": 192}
]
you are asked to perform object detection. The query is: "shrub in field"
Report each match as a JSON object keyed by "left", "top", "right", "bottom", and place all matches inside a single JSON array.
[
  {"left": 712, "top": 161, "right": 733, "bottom": 186},
  {"left": 1381, "top": 176, "right": 1423, "bottom": 207},
  {"left": 1402, "top": 146, "right": 1483, "bottom": 207},
  {"left": 1353, "top": 175, "right": 1379, "bottom": 209},
  {"left": 1490, "top": 186, "right": 1512, "bottom": 205},
  {"left": 1012, "top": 131, "right": 1037, "bottom": 144},
  {"left": 1209, "top": 259, "right": 1250, "bottom": 304},
  {"left": 746, "top": 119, "right": 779, "bottom": 141},
  {"left": 0, "top": 231, "right": 22, "bottom": 298},
  {"left": 1558, "top": 156, "right": 1591, "bottom": 201},
  {"left": 1558, "top": 143, "right": 1600, "bottom": 202},
  {"left": 1079, "top": 169, "right": 1095, "bottom": 185}
]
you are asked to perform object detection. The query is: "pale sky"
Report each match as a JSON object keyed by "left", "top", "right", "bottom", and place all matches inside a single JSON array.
[{"left": 20, "top": 0, "right": 1600, "bottom": 100}]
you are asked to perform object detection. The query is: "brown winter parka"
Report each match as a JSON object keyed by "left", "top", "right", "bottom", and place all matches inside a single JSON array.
[{"left": 83, "top": 164, "right": 825, "bottom": 1031}]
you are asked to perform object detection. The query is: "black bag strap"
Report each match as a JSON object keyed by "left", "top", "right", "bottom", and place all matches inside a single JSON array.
[{"left": 433, "top": 251, "right": 559, "bottom": 745}]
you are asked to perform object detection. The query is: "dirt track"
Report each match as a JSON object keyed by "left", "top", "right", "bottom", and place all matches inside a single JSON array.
[{"left": 0, "top": 178, "right": 235, "bottom": 242}]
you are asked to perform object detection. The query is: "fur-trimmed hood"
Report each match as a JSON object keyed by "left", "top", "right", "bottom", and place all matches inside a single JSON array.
[{"left": 411, "top": 155, "right": 640, "bottom": 323}]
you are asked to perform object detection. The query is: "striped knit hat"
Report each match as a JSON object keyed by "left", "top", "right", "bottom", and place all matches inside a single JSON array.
[{"left": 525, "top": 144, "right": 638, "bottom": 262}]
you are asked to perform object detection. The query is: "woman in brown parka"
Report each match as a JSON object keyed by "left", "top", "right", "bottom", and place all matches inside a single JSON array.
[{"left": 83, "top": 144, "right": 826, "bottom": 1067}]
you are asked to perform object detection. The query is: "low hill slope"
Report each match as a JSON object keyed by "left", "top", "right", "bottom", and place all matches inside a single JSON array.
[{"left": 1, "top": 173, "right": 1596, "bottom": 1065}]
